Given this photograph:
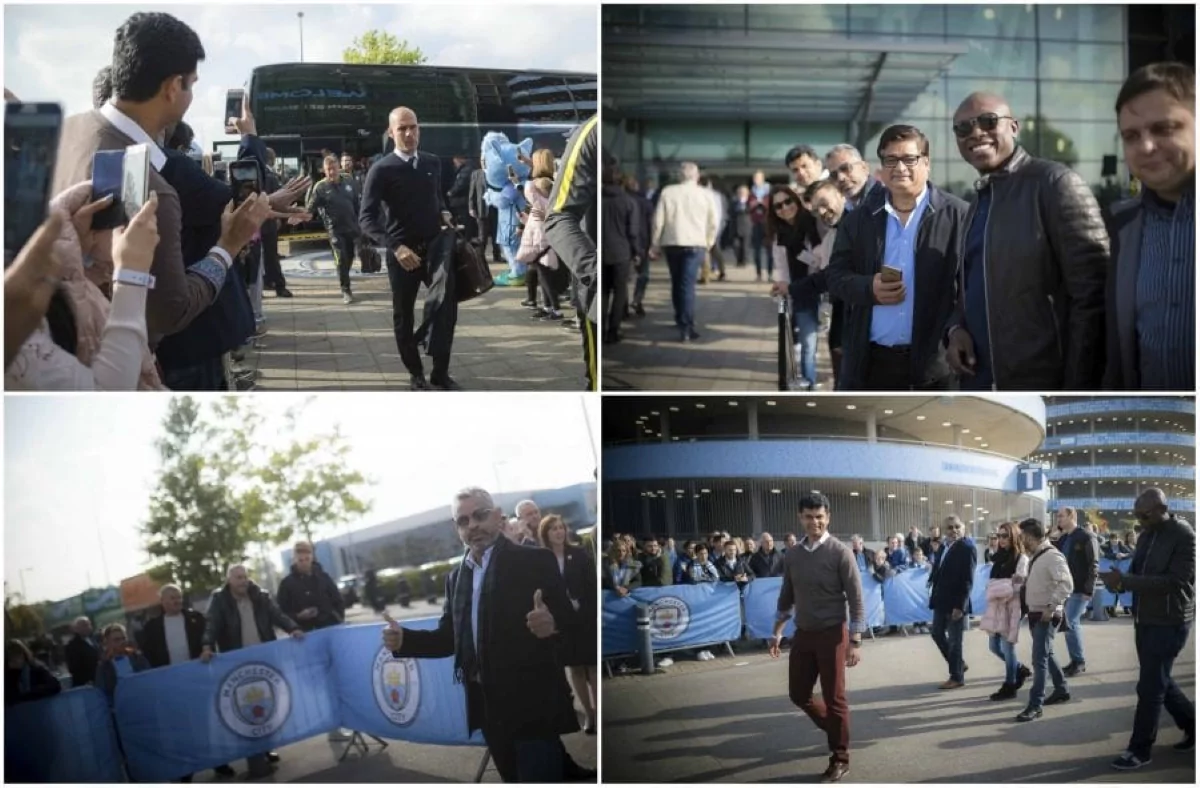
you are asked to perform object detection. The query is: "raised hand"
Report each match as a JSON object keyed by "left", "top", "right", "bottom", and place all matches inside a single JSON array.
[{"left": 526, "top": 589, "right": 556, "bottom": 638}]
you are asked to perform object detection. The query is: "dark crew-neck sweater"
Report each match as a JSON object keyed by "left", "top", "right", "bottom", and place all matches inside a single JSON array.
[
  {"left": 359, "top": 151, "right": 445, "bottom": 252},
  {"left": 776, "top": 535, "right": 865, "bottom": 632}
]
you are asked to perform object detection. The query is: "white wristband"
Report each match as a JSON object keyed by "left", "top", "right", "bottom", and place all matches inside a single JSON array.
[
  {"left": 208, "top": 246, "right": 233, "bottom": 270},
  {"left": 114, "top": 269, "right": 156, "bottom": 290}
]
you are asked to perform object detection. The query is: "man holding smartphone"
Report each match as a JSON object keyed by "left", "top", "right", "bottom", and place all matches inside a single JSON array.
[
  {"left": 825, "top": 125, "right": 968, "bottom": 390},
  {"left": 360, "top": 106, "right": 459, "bottom": 391}
]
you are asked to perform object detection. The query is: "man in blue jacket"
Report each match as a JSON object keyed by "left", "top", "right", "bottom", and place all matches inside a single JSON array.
[{"left": 928, "top": 515, "right": 977, "bottom": 689}]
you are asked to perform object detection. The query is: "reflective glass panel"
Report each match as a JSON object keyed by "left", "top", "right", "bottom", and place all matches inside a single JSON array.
[
  {"left": 748, "top": 4, "right": 849, "bottom": 32},
  {"left": 1040, "top": 42, "right": 1127, "bottom": 82},
  {"left": 947, "top": 4, "right": 1037, "bottom": 38},
  {"left": 1040, "top": 81, "right": 1124, "bottom": 121},
  {"left": 849, "top": 4, "right": 946, "bottom": 35},
  {"left": 641, "top": 121, "right": 746, "bottom": 163},
  {"left": 950, "top": 36, "right": 1038, "bottom": 79},
  {"left": 1037, "top": 4, "right": 1125, "bottom": 42}
]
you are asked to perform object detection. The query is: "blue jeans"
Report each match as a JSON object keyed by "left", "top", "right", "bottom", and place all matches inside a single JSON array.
[
  {"left": 1128, "top": 624, "right": 1195, "bottom": 759},
  {"left": 751, "top": 225, "right": 770, "bottom": 277},
  {"left": 1063, "top": 593, "right": 1089, "bottom": 664},
  {"left": 792, "top": 305, "right": 820, "bottom": 384},
  {"left": 1028, "top": 619, "right": 1068, "bottom": 708},
  {"left": 665, "top": 247, "right": 704, "bottom": 331},
  {"left": 634, "top": 256, "right": 650, "bottom": 304},
  {"left": 930, "top": 608, "right": 965, "bottom": 682},
  {"left": 988, "top": 632, "right": 1021, "bottom": 684}
]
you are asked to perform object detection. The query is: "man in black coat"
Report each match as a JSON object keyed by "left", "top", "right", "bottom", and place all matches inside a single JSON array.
[
  {"left": 276, "top": 540, "right": 345, "bottom": 632},
  {"left": 64, "top": 616, "right": 100, "bottom": 687},
  {"left": 601, "top": 157, "right": 642, "bottom": 344},
  {"left": 826, "top": 124, "right": 968, "bottom": 391},
  {"left": 139, "top": 584, "right": 206, "bottom": 668},
  {"left": 382, "top": 486, "right": 592, "bottom": 783},
  {"left": 446, "top": 155, "right": 475, "bottom": 230},
  {"left": 748, "top": 532, "right": 785, "bottom": 578},
  {"left": 928, "top": 516, "right": 977, "bottom": 690},
  {"left": 468, "top": 165, "right": 494, "bottom": 259}
]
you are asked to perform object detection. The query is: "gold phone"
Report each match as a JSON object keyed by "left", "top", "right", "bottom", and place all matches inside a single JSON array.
[{"left": 880, "top": 264, "right": 903, "bottom": 283}]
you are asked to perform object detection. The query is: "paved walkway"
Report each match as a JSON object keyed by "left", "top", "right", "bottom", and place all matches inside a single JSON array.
[
  {"left": 601, "top": 258, "right": 834, "bottom": 391},
  {"left": 247, "top": 242, "right": 584, "bottom": 391},
  {"left": 601, "top": 618, "right": 1195, "bottom": 783}
]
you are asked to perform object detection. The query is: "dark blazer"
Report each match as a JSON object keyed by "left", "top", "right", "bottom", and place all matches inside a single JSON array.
[
  {"left": 713, "top": 554, "right": 756, "bottom": 585},
  {"left": 202, "top": 582, "right": 299, "bottom": 652},
  {"left": 1103, "top": 193, "right": 1153, "bottom": 390},
  {"left": 5, "top": 662, "right": 61, "bottom": 706},
  {"left": 558, "top": 544, "right": 597, "bottom": 666},
  {"left": 468, "top": 167, "right": 489, "bottom": 222},
  {"left": 95, "top": 651, "right": 152, "bottom": 703},
  {"left": 64, "top": 634, "right": 99, "bottom": 687},
  {"left": 394, "top": 537, "right": 578, "bottom": 739},
  {"left": 276, "top": 562, "right": 346, "bottom": 632},
  {"left": 447, "top": 161, "right": 474, "bottom": 217},
  {"left": 826, "top": 184, "right": 969, "bottom": 390},
  {"left": 929, "top": 538, "right": 977, "bottom": 614},
  {"left": 748, "top": 549, "right": 785, "bottom": 578},
  {"left": 139, "top": 610, "right": 207, "bottom": 668}
]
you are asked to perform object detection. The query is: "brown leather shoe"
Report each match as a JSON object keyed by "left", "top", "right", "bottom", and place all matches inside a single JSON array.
[
  {"left": 821, "top": 762, "right": 850, "bottom": 783},
  {"left": 939, "top": 679, "right": 965, "bottom": 690}
]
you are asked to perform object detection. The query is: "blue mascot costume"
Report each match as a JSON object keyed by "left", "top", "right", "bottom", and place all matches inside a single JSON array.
[{"left": 481, "top": 131, "right": 533, "bottom": 287}]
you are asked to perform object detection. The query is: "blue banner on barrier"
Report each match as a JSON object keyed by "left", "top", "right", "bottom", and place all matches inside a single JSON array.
[
  {"left": 601, "top": 592, "right": 640, "bottom": 656},
  {"left": 742, "top": 577, "right": 790, "bottom": 640},
  {"left": 114, "top": 629, "right": 341, "bottom": 782},
  {"left": 883, "top": 568, "right": 931, "bottom": 625},
  {"left": 332, "top": 619, "right": 483, "bottom": 746},
  {"left": 861, "top": 572, "right": 886, "bottom": 629},
  {"left": 5, "top": 686, "right": 125, "bottom": 783},
  {"left": 629, "top": 583, "right": 741, "bottom": 652}
]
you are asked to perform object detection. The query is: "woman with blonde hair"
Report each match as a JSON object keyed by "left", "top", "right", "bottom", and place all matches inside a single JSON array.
[
  {"left": 516, "top": 148, "right": 565, "bottom": 320},
  {"left": 539, "top": 515, "right": 598, "bottom": 734},
  {"left": 979, "top": 521, "right": 1033, "bottom": 700}
]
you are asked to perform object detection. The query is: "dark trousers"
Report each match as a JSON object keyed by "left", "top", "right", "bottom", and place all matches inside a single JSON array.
[
  {"left": 665, "top": 246, "right": 704, "bottom": 331},
  {"left": 708, "top": 244, "right": 726, "bottom": 276},
  {"left": 330, "top": 232, "right": 357, "bottom": 292},
  {"left": 160, "top": 356, "right": 228, "bottom": 391},
  {"left": 751, "top": 224, "right": 770, "bottom": 277},
  {"left": 602, "top": 259, "right": 632, "bottom": 337},
  {"left": 862, "top": 343, "right": 955, "bottom": 391},
  {"left": 788, "top": 623, "right": 851, "bottom": 764},
  {"left": 261, "top": 220, "right": 285, "bottom": 289},
  {"left": 733, "top": 232, "right": 748, "bottom": 264},
  {"left": 385, "top": 232, "right": 457, "bottom": 379},
  {"left": 482, "top": 727, "right": 566, "bottom": 783},
  {"left": 1129, "top": 623, "right": 1195, "bottom": 758},
  {"left": 526, "top": 264, "right": 540, "bottom": 303},
  {"left": 358, "top": 238, "right": 381, "bottom": 273},
  {"left": 487, "top": 207, "right": 502, "bottom": 261},
  {"left": 930, "top": 608, "right": 966, "bottom": 683},
  {"left": 581, "top": 312, "right": 598, "bottom": 391}
]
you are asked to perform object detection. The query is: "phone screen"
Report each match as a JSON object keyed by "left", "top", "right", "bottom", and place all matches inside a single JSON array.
[
  {"left": 224, "top": 90, "right": 244, "bottom": 134},
  {"left": 229, "top": 161, "right": 260, "bottom": 206},
  {"left": 4, "top": 103, "right": 62, "bottom": 259},
  {"left": 91, "top": 150, "right": 126, "bottom": 230},
  {"left": 122, "top": 144, "right": 150, "bottom": 224},
  {"left": 881, "top": 265, "right": 903, "bottom": 283}
]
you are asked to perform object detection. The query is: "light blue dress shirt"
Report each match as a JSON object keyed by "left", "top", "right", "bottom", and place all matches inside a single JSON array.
[
  {"left": 463, "top": 543, "right": 496, "bottom": 657},
  {"left": 870, "top": 185, "right": 930, "bottom": 346}
]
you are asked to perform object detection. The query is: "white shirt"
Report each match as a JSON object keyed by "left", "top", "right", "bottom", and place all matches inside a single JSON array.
[
  {"left": 99, "top": 102, "right": 167, "bottom": 171},
  {"left": 162, "top": 614, "right": 191, "bottom": 665},
  {"left": 463, "top": 543, "right": 496, "bottom": 657},
  {"left": 801, "top": 531, "right": 831, "bottom": 553},
  {"left": 394, "top": 150, "right": 419, "bottom": 166}
]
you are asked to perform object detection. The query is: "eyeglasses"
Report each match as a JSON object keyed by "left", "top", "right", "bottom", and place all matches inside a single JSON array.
[
  {"left": 454, "top": 508, "right": 494, "bottom": 528},
  {"left": 997, "top": 533, "right": 1011, "bottom": 540},
  {"left": 881, "top": 155, "right": 924, "bottom": 170},
  {"left": 832, "top": 161, "right": 859, "bottom": 177},
  {"left": 952, "top": 113, "right": 1015, "bottom": 138},
  {"left": 773, "top": 197, "right": 797, "bottom": 210}
]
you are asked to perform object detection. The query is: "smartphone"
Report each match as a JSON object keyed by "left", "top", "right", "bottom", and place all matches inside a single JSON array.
[
  {"left": 4, "top": 102, "right": 63, "bottom": 260},
  {"left": 122, "top": 143, "right": 151, "bottom": 224},
  {"left": 91, "top": 149, "right": 126, "bottom": 230},
  {"left": 224, "top": 88, "right": 245, "bottom": 135},
  {"left": 212, "top": 161, "right": 229, "bottom": 184},
  {"left": 228, "top": 160, "right": 261, "bottom": 207},
  {"left": 880, "top": 264, "right": 903, "bottom": 283}
]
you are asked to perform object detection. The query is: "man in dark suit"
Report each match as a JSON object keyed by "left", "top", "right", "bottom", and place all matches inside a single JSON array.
[
  {"left": 65, "top": 616, "right": 100, "bottom": 687},
  {"left": 928, "top": 515, "right": 977, "bottom": 690},
  {"left": 382, "top": 486, "right": 592, "bottom": 783},
  {"left": 826, "top": 125, "right": 968, "bottom": 391},
  {"left": 468, "top": 164, "right": 490, "bottom": 255},
  {"left": 360, "top": 106, "right": 460, "bottom": 391}
]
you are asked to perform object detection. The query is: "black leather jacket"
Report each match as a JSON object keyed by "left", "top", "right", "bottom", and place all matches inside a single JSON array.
[
  {"left": 1123, "top": 516, "right": 1195, "bottom": 627},
  {"left": 950, "top": 148, "right": 1109, "bottom": 390}
]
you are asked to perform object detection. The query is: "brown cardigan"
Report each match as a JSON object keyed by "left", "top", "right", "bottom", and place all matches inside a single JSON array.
[{"left": 51, "top": 110, "right": 216, "bottom": 348}]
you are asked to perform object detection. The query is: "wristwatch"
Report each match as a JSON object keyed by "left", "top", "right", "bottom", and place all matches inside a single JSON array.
[
  {"left": 850, "top": 638, "right": 862, "bottom": 647},
  {"left": 114, "top": 269, "right": 156, "bottom": 289}
]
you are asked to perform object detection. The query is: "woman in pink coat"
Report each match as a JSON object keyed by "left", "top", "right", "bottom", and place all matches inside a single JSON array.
[{"left": 980, "top": 521, "right": 1032, "bottom": 701}]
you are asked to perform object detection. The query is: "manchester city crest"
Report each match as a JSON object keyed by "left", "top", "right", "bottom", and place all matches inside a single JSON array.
[
  {"left": 373, "top": 648, "right": 421, "bottom": 726},
  {"left": 648, "top": 596, "right": 691, "bottom": 640},
  {"left": 217, "top": 662, "right": 292, "bottom": 739}
]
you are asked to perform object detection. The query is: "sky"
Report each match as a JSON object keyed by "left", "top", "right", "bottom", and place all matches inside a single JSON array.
[
  {"left": 3, "top": 2, "right": 598, "bottom": 153},
  {"left": 5, "top": 394, "right": 600, "bottom": 604}
]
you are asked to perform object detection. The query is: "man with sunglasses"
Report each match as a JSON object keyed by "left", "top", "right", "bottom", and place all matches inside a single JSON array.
[
  {"left": 381, "top": 487, "right": 590, "bottom": 782},
  {"left": 1104, "top": 63, "right": 1195, "bottom": 391},
  {"left": 927, "top": 515, "right": 976, "bottom": 690},
  {"left": 824, "top": 144, "right": 886, "bottom": 212},
  {"left": 1099, "top": 488, "right": 1195, "bottom": 769},
  {"left": 825, "top": 125, "right": 967, "bottom": 390},
  {"left": 945, "top": 92, "right": 1108, "bottom": 391}
]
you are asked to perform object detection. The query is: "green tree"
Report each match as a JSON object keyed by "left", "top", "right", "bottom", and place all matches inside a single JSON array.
[
  {"left": 6, "top": 601, "right": 45, "bottom": 639},
  {"left": 1022, "top": 115, "right": 1080, "bottom": 169},
  {"left": 343, "top": 30, "right": 427, "bottom": 65},
  {"left": 142, "top": 397, "right": 251, "bottom": 598}
]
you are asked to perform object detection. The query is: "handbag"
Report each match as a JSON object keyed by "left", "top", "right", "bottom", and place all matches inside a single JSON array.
[
  {"left": 516, "top": 207, "right": 551, "bottom": 264},
  {"left": 454, "top": 233, "right": 494, "bottom": 303}
]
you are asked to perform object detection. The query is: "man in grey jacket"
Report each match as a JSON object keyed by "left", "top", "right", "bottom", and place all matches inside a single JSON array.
[
  {"left": 1100, "top": 488, "right": 1195, "bottom": 769},
  {"left": 1016, "top": 517, "right": 1074, "bottom": 722}
]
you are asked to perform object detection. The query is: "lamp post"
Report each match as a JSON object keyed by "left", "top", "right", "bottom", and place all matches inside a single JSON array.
[{"left": 298, "top": 12, "right": 305, "bottom": 63}]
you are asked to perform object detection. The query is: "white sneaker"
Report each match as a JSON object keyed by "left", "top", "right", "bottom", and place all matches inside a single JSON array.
[
  {"left": 657, "top": 657, "right": 674, "bottom": 668},
  {"left": 698, "top": 650, "right": 715, "bottom": 661}
]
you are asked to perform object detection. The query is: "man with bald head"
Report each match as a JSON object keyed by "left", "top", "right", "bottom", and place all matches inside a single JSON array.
[
  {"left": 360, "top": 106, "right": 460, "bottom": 391},
  {"left": 945, "top": 91, "right": 1108, "bottom": 391},
  {"left": 1099, "top": 488, "right": 1195, "bottom": 769}
]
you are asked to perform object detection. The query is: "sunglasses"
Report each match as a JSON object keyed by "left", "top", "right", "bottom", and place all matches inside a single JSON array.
[
  {"left": 953, "top": 113, "right": 1015, "bottom": 139},
  {"left": 773, "top": 197, "right": 797, "bottom": 210},
  {"left": 832, "top": 161, "right": 859, "bottom": 176},
  {"left": 454, "top": 508, "right": 494, "bottom": 528}
]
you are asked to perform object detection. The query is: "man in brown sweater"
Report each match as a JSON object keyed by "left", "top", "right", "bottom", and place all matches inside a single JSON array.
[{"left": 771, "top": 493, "right": 865, "bottom": 784}]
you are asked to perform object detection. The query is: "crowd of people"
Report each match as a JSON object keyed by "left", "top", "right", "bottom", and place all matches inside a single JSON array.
[
  {"left": 7, "top": 491, "right": 598, "bottom": 783},
  {"left": 603, "top": 62, "right": 1195, "bottom": 393},
  {"left": 3, "top": 11, "right": 599, "bottom": 392}
]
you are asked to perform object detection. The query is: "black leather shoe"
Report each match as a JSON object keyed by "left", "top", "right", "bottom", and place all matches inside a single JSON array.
[
  {"left": 265, "top": 752, "right": 281, "bottom": 763},
  {"left": 1064, "top": 661, "right": 1086, "bottom": 677},
  {"left": 1016, "top": 706, "right": 1043, "bottom": 722},
  {"left": 634, "top": 302, "right": 646, "bottom": 317},
  {"left": 1015, "top": 664, "right": 1032, "bottom": 689},
  {"left": 213, "top": 764, "right": 235, "bottom": 777},
  {"left": 275, "top": 286, "right": 293, "bottom": 298},
  {"left": 430, "top": 375, "right": 462, "bottom": 391},
  {"left": 989, "top": 682, "right": 1017, "bottom": 701},
  {"left": 410, "top": 374, "right": 430, "bottom": 391},
  {"left": 1174, "top": 730, "right": 1195, "bottom": 751},
  {"left": 1045, "top": 688, "right": 1072, "bottom": 705},
  {"left": 520, "top": 299, "right": 538, "bottom": 308},
  {"left": 821, "top": 762, "right": 850, "bottom": 783}
]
